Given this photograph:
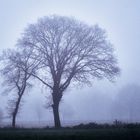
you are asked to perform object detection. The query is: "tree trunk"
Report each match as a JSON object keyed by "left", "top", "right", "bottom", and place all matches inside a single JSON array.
[
  {"left": 11, "top": 91, "right": 23, "bottom": 128},
  {"left": 12, "top": 103, "right": 19, "bottom": 128},
  {"left": 52, "top": 84, "right": 62, "bottom": 128},
  {"left": 52, "top": 103, "right": 61, "bottom": 128},
  {"left": 12, "top": 114, "right": 16, "bottom": 128}
]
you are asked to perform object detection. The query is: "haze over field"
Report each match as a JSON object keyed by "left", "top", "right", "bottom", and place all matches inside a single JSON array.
[{"left": 0, "top": 0, "right": 140, "bottom": 127}]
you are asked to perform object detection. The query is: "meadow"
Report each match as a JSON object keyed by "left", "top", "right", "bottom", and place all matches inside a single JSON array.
[{"left": 0, "top": 122, "right": 140, "bottom": 140}]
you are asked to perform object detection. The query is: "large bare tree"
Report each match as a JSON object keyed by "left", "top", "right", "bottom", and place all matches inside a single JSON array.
[
  {"left": 1, "top": 48, "right": 40, "bottom": 127},
  {"left": 18, "top": 16, "right": 120, "bottom": 128}
]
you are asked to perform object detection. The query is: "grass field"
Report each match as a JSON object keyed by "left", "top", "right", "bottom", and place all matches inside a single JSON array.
[
  {"left": 0, "top": 128, "right": 140, "bottom": 140},
  {"left": 0, "top": 122, "right": 140, "bottom": 140}
]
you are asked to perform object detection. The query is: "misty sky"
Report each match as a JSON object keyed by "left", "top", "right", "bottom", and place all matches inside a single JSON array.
[{"left": 0, "top": 0, "right": 140, "bottom": 126}]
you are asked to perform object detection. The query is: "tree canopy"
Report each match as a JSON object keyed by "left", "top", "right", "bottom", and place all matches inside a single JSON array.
[{"left": 1, "top": 15, "right": 120, "bottom": 128}]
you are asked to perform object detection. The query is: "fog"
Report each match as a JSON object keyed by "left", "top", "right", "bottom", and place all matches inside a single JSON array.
[{"left": 0, "top": 0, "right": 140, "bottom": 127}]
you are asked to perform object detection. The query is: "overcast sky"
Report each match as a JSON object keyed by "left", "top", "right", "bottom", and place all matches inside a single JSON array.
[{"left": 0, "top": 0, "right": 140, "bottom": 126}]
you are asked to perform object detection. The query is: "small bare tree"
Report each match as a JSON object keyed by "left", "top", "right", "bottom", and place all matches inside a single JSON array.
[
  {"left": 1, "top": 48, "right": 40, "bottom": 128},
  {"left": 18, "top": 16, "right": 120, "bottom": 128}
]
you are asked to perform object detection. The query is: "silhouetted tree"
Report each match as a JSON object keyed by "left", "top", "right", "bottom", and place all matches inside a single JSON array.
[
  {"left": 18, "top": 16, "right": 120, "bottom": 128},
  {"left": 0, "top": 48, "right": 40, "bottom": 128}
]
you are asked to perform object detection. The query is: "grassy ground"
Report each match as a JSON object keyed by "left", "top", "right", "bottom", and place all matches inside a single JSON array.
[
  {"left": 0, "top": 122, "right": 140, "bottom": 140},
  {"left": 0, "top": 128, "right": 140, "bottom": 140}
]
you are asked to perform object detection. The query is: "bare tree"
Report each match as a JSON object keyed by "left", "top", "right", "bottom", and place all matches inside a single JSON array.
[
  {"left": 18, "top": 15, "right": 120, "bottom": 128},
  {"left": 1, "top": 48, "right": 40, "bottom": 128}
]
